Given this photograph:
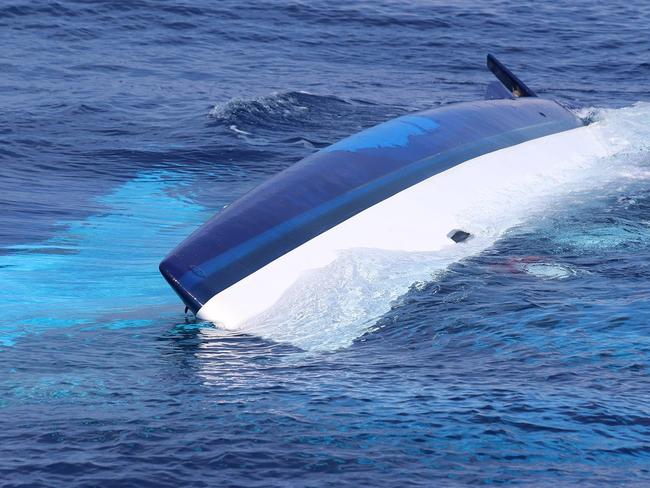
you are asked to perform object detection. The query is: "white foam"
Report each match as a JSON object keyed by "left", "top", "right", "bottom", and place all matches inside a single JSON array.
[
  {"left": 238, "top": 245, "right": 484, "bottom": 351},
  {"left": 520, "top": 262, "right": 580, "bottom": 280}
]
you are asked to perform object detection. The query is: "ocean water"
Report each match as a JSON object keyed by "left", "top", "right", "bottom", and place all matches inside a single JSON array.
[{"left": 2, "top": 1, "right": 650, "bottom": 486}]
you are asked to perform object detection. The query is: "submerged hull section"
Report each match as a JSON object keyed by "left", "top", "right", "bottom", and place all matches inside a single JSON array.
[{"left": 160, "top": 97, "right": 584, "bottom": 318}]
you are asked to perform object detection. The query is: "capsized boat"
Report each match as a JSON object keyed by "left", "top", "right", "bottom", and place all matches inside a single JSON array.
[{"left": 160, "top": 55, "right": 605, "bottom": 328}]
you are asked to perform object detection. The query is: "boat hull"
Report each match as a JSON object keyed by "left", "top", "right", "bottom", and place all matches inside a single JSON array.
[
  {"left": 160, "top": 98, "right": 586, "bottom": 315},
  {"left": 196, "top": 124, "right": 607, "bottom": 328}
]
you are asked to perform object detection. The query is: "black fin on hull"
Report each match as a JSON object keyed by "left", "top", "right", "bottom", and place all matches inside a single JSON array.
[{"left": 487, "top": 54, "right": 537, "bottom": 98}]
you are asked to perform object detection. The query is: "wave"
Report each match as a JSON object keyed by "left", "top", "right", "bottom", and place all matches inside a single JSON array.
[{"left": 208, "top": 91, "right": 352, "bottom": 128}]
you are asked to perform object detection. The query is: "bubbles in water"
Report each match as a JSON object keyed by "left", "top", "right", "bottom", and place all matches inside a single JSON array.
[
  {"left": 551, "top": 225, "right": 650, "bottom": 251},
  {"left": 520, "top": 262, "right": 580, "bottom": 280}
]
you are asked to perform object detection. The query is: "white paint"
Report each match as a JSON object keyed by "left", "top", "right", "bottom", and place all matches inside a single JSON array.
[{"left": 197, "top": 125, "right": 608, "bottom": 334}]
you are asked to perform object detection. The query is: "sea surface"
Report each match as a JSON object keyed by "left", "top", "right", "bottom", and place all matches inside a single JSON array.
[{"left": 2, "top": 1, "right": 650, "bottom": 486}]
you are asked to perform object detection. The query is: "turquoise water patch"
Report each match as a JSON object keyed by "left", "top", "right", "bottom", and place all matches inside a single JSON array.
[
  {"left": 551, "top": 224, "right": 650, "bottom": 251},
  {"left": 322, "top": 115, "right": 439, "bottom": 153},
  {"left": 0, "top": 171, "right": 208, "bottom": 347}
]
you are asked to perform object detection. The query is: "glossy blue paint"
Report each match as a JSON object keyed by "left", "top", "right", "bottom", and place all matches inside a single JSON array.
[{"left": 322, "top": 115, "right": 440, "bottom": 153}]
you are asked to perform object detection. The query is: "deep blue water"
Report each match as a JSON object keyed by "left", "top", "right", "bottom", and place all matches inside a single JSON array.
[{"left": 2, "top": 1, "right": 650, "bottom": 486}]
